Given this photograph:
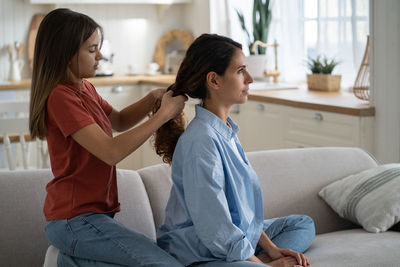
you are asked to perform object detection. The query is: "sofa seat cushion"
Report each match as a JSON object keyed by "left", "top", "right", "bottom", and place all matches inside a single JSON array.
[
  {"left": 305, "top": 229, "right": 400, "bottom": 266},
  {"left": 45, "top": 228, "right": 400, "bottom": 267}
]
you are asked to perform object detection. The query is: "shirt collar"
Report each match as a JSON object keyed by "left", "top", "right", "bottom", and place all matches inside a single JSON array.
[{"left": 195, "top": 105, "right": 239, "bottom": 140}]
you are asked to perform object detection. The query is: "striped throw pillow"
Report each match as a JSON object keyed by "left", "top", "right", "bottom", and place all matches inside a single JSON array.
[{"left": 319, "top": 164, "right": 400, "bottom": 233}]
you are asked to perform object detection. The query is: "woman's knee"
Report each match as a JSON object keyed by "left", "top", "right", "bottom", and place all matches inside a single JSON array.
[
  {"left": 288, "top": 214, "right": 316, "bottom": 248},
  {"left": 288, "top": 214, "right": 315, "bottom": 233}
]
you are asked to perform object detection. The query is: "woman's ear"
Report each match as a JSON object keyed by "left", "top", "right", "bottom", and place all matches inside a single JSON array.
[{"left": 206, "top": 72, "right": 220, "bottom": 91}]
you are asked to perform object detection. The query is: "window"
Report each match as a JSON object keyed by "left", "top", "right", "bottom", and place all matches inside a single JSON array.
[{"left": 228, "top": 0, "right": 369, "bottom": 88}]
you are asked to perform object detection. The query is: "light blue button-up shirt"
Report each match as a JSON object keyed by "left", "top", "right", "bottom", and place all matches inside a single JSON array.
[{"left": 157, "top": 105, "right": 264, "bottom": 266}]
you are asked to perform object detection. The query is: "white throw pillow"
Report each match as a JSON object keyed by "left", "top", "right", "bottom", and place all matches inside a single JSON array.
[{"left": 319, "top": 164, "right": 400, "bottom": 233}]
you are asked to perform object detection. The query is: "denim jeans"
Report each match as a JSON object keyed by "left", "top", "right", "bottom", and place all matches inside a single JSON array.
[
  {"left": 193, "top": 214, "right": 315, "bottom": 267},
  {"left": 256, "top": 214, "right": 316, "bottom": 255},
  {"left": 191, "top": 261, "right": 265, "bottom": 267},
  {"left": 45, "top": 212, "right": 184, "bottom": 267}
]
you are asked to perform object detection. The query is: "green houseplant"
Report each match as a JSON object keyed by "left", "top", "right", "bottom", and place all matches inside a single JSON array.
[
  {"left": 307, "top": 55, "right": 341, "bottom": 91},
  {"left": 236, "top": 0, "right": 272, "bottom": 79},
  {"left": 236, "top": 0, "right": 272, "bottom": 55}
]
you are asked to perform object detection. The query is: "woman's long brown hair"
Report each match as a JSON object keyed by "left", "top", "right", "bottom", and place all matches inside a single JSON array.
[
  {"left": 151, "top": 34, "right": 242, "bottom": 164},
  {"left": 29, "top": 8, "right": 103, "bottom": 139}
]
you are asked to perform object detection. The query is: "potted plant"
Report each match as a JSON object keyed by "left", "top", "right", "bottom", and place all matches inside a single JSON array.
[
  {"left": 236, "top": 0, "right": 272, "bottom": 79},
  {"left": 307, "top": 55, "right": 341, "bottom": 91}
]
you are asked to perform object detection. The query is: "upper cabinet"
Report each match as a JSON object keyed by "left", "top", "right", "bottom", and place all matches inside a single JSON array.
[{"left": 29, "top": 0, "right": 191, "bottom": 4}]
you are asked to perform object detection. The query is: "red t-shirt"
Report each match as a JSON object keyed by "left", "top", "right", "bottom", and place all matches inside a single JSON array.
[{"left": 44, "top": 80, "right": 120, "bottom": 220}]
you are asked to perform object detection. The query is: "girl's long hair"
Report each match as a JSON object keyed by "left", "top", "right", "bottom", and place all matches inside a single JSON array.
[
  {"left": 29, "top": 8, "right": 103, "bottom": 139},
  {"left": 152, "top": 34, "right": 242, "bottom": 164}
]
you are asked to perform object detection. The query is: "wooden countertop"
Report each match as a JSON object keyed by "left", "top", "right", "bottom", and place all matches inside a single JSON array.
[
  {"left": 249, "top": 88, "right": 374, "bottom": 116},
  {"left": 0, "top": 74, "right": 175, "bottom": 90},
  {"left": 0, "top": 75, "right": 374, "bottom": 116}
]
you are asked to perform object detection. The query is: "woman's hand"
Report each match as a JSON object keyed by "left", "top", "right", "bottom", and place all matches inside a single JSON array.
[
  {"left": 267, "top": 247, "right": 310, "bottom": 267},
  {"left": 150, "top": 88, "right": 166, "bottom": 100},
  {"left": 157, "top": 90, "right": 187, "bottom": 122}
]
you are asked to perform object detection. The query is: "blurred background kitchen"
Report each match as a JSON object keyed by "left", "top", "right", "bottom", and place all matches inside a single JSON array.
[{"left": 0, "top": 0, "right": 399, "bottom": 170}]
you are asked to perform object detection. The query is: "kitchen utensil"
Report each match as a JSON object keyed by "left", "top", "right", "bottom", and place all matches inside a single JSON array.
[
  {"left": 17, "top": 43, "right": 26, "bottom": 60},
  {"left": 7, "top": 44, "right": 13, "bottom": 59},
  {"left": 28, "top": 14, "right": 45, "bottom": 71}
]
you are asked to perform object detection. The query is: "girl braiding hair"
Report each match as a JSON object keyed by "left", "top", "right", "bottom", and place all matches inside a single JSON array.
[
  {"left": 151, "top": 33, "right": 242, "bottom": 164},
  {"left": 30, "top": 8, "right": 186, "bottom": 266}
]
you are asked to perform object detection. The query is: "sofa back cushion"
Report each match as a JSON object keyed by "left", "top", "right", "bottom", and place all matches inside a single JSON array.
[
  {"left": 246, "top": 147, "right": 378, "bottom": 234},
  {"left": 137, "top": 164, "right": 172, "bottom": 229},
  {"left": 0, "top": 168, "right": 155, "bottom": 267},
  {"left": 138, "top": 147, "right": 378, "bottom": 235},
  {"left": 114, "top": 169, "right": 156, "bottom": 239}
]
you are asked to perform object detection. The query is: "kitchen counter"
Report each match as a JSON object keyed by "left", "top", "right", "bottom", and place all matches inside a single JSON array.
[
  {"left": 0, "top": 75, "right": 374, "bottom": 116},
  {"left": 0, "top": 74, "right": 175, "bottom": 90},
  {"left": 249, "top": 88, "right": 374, "bottom": 116}
]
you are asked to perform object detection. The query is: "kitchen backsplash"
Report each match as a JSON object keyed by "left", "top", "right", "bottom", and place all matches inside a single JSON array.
[{"left": 0, "top": 0, "right": 209, "bottom": 81}]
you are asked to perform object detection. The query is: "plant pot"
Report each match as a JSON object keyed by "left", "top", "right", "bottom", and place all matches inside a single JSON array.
[
  {"left": 247, "top": 55, "right": 267, "bottom": 80},
  {"left": 307, "top": 74, "right": 341, "bottom": 91}
]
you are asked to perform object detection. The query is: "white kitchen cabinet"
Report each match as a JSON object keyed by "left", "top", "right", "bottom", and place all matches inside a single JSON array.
[
  {"left": 237, "top": 100, "right": 374, "bottom": 154},
  {"left": 138, "top": 85, "right": 166, "bottom": 168},
  {"left": 236, "top": 101, "right": 285, "bottom": 152},
  {"left": 97, "top": 85, "right": 141, "bottom": 110},
  {"left": 283, "top": 106, "right": 374, "bottom": 153},
  {"left": 97, "top": 85, "right": 144, "bottom": 170}
]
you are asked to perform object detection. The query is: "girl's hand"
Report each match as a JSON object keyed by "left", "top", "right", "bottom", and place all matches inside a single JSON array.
[
  {"left": 158, "top": 90, "right": 187, "bottom": 122},
  {"left": 268, "top": 247, "right": 310, "bottom": 267},
  {"left": 150, "top": 88, "right": 166, "bottom": 100}
]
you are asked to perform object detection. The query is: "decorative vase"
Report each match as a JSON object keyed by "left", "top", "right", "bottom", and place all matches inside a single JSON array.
[{"left": 246, "top": 55, "right": 267, "bottom": 80}]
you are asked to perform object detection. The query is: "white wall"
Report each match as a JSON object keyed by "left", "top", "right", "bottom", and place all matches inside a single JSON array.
[
  {"left": 370, "top": 0, "right": 400, "bottom": 163},
  {"left": 183, "top": 0, "right": 210, "bottom": 37},
  {"left": 0, "top": 0, "right": 204, "bottom": 81}
]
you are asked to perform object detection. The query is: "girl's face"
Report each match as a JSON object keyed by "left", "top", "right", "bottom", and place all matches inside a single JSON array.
[
  {"left": 214, "top": 49, "right": 254, "bottom": 106},
  {"left": 68, "top": 29, "right": 102, "bottom": 82}
]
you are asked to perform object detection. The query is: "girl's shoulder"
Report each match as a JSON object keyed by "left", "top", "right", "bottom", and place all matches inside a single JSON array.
[{"left": 48, "top": 83, "right": 78, "bottom": 101}]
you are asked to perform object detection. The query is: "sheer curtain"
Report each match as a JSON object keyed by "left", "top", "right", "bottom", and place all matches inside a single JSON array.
[{"left": 224, "top": 0, "right": 369, "bottom": 88}]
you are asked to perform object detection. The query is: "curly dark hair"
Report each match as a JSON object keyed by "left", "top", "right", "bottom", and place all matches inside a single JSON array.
[{"left": 151, "top": 34, "right": 242, "bottom": 164}]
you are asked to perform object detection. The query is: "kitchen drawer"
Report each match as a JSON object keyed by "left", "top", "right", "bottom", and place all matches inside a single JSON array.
[
  {"left": 284, "top": 107, "right": 362, "bottom": 148},
  {"left": 238, "top": 101, "right": 285, "bottom": 152},
  {"left": 97, "top": 85, "right": 141, "bottom": 110}
]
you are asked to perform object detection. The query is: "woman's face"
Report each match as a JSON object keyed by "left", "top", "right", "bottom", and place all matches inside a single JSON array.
[
  {"left": 68, "top": 29, "right": 102, "bottom": 82},
  {"left": 215, "top": 49, "right": 254, "bottom": 106}
]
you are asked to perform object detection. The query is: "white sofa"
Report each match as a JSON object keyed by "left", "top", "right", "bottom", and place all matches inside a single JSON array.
[{"left": 1, "top": 147, "right": 399, "bottom": 267}]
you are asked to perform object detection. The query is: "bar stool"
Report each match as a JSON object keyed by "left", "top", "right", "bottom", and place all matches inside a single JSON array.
[{"left": 0, "top": 101, "right": 49, "bottom": 170}]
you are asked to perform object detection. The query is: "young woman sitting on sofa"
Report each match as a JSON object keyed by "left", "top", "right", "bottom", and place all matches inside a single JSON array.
[{"left": 152, "top": 33, "right": 316, "bottom": 267}]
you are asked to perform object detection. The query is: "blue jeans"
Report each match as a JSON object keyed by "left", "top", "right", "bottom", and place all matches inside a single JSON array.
[
  {"left": 193, "top": 215, "right": 315, "bottom": 267},
  {"left": 45, "top": 212, "right": 184, "bottom": 267},
  {"left": 256, "top": 214, "right": 315, "bottom": 255}
]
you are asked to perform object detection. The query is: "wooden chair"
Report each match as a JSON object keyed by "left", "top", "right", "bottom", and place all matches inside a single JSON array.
[{"left": 0, "top": 101, "right": 49, "bottom": 170}]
